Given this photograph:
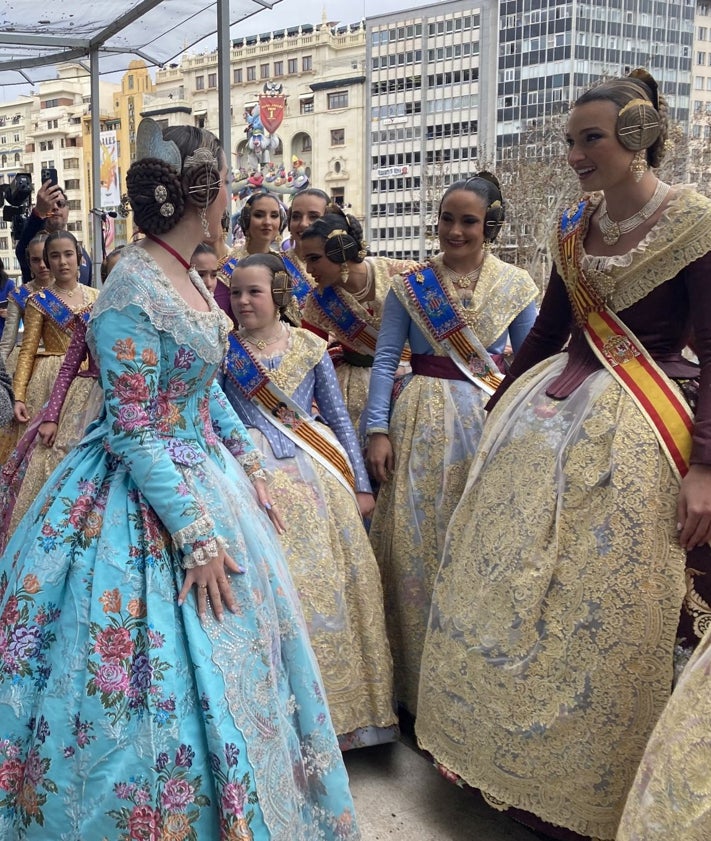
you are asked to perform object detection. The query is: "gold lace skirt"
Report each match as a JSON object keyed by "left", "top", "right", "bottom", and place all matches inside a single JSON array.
[
  {"left": 617, "top": 624, "right": 711, "bottom": 841},
  {"left": 369, "top": 373, "right": 488, "bottom": 715},
  {"left": 249, "top": 428, "right": 397, "bottom": 743},
  {"left": 416, "top": 355, "right": 687, "bottom": 840}
]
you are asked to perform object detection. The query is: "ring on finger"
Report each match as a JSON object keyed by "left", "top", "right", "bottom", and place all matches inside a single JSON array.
[{"left": 198, "top": 584, "right": 208, "bottom": 591}]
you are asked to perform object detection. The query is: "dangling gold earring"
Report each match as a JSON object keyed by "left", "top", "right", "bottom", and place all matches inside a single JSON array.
[
  {"left": 200, "top": 206, "right": 210, "bottom": 238},
  {"left": 630, "top": 150, "right": 648, "bottom": 183},
  {"left": 340, "top": 263, "right": 349, "bottom": 285}
]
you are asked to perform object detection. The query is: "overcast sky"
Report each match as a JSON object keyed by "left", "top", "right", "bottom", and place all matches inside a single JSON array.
[{"left": 0, "top": 0, "right": 428, "bottom": 102}]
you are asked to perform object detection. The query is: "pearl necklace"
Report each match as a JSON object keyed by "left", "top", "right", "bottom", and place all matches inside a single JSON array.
[
  {"left": 442, "top": 257, "right": 485, "bottom": 289},
  {"left": 598, "top": 180, "right": 670, "bottom": 246},
  {"left": 240, "top": 322, "right": 284, "bottom": 350}
]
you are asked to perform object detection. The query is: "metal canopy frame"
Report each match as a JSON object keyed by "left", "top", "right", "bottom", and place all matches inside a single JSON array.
[{"left": 0, "top": 0, "right": 279, "bottom": 278}]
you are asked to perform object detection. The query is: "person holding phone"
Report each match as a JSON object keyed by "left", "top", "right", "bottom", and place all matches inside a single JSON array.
[{"left": 15, "top": 174, "right": 92, "bottom": 286}]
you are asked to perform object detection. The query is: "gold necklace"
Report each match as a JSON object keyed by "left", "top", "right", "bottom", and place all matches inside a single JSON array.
[
  {"left": 442, "top": 257, "right": 485, "bottom": 289},
  {"left": 349, "top": 263, "right": 374, "bottom": 302},
  {"left": 241, "top": 323, "right": 284, "bottom": 350},
  {"left": 55, "top": 283, "right": 79, "bottom": 299}
]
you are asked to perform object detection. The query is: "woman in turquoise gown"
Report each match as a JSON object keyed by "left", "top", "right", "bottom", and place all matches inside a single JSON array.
[{"left": 0, "top": 120, "right": 359, "bottom": 841}]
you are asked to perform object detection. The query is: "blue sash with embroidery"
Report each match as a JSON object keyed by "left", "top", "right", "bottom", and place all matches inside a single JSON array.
[
  {"left": 280, "top": 254, "right": 313, "bottom": 304},
  {"left": 30, "top": 288, "right": 89, "bottom": 333},
  {"left": 223, "top": 333, "right": 356, "bottom": 494},
  {"left": 401, "top": 266, "right": 502, "bottom": 394},
  {"left": 309, "top": 286, "right": 378, "bottom": 353},
  {"left": 9, "top": 285, "right": 31, "bottom": 310}
]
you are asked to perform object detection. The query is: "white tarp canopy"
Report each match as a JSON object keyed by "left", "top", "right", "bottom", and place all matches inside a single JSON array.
[
  {"left": 0, "top": 0, "right": 279, "bottom": 275},
  {"left": 0, "top": 0, "right": 279, "bottom": 85}
]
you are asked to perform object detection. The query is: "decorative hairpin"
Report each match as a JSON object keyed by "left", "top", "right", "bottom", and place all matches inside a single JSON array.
[{"left": 135, "top": 118, "right": 182, "bottom": 173}]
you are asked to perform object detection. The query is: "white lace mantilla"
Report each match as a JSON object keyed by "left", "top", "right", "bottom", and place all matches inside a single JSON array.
[{"left": 88, "top": 245, "right": 230, "bottom": 365}]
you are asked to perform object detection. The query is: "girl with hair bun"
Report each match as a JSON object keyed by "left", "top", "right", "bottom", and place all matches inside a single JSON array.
[
  {"left": 417, "top": 70, "right": 711, "bottom": 841},
  {"left": 220, "top": 252, "right": 398, "bottom": 750},
  {"left": 300, "top": 208, "right": 416, "bottom": 435},
  {"left": 0, "top": 119, "right": 358, "bottom": 840},
  {"left": 364, "top": 172, "right": 537, "bottom": 718}
]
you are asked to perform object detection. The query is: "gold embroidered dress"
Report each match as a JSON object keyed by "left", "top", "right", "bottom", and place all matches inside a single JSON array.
[
  {"left": 302, "top": 256, "right": 415, "bottom": 435},
  {"left": 6, "top": 285, "right": 99, "bottom": 526},
  {"left": 617, "top": 623, "right": 711, "bottom": 841},
  {"left": 219, "top": 327, "right": 397, "bottom": 748},
  {"left": 366, "top": 252, "right": 537, "bottom": 715},
  {"left": 417, "top": 189, "right": 711, "bottom": 840}
]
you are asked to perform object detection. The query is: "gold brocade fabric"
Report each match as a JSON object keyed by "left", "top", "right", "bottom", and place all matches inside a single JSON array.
[
  {"left": 617, "top": 625, "right": 711, "bottom": 841},
  {"left": 245, "top": 330, "right": 397, "bottom": 740},
  {"left": 370, "top": 257, "right": 535, "bottom": 715},
  {"left": 302, "top": 256, "right": 414, "bottom": 432},
  {"left": 417, "top": 356, "right": 688, "bottom": 840},
  {"left": 8, "top": 377, "right": 102, "bottom": 535}
]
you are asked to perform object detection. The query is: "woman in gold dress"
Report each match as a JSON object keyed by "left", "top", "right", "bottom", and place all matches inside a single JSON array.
[
  {"left": 364, "top": 174, "right": 537, "bottom": 716},
  {"left": 417, "top": 71, "right": 711, "bottom": 841},
  {"left": 300, "top": 210, "right": 416, "bottom": 436},
  {"left": 8, "top": 230, "right": 98, "bottom": 529}
]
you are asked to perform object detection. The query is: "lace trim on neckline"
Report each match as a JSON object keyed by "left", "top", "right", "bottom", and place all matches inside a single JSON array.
[{"left": 88, "top": 245, "right": 230, "bottom": 364}]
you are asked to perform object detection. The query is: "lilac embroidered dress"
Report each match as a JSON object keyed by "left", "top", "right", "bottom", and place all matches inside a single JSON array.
[{"left": 0, "top": 247, "right": 359, "bottom": 841}]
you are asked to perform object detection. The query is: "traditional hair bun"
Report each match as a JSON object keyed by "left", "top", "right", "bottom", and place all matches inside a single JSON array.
[
  {"left": 127, "top": 158, "right": 185, "bottom": 235},
  {"left": 181, "top": 147, "right": 223, "bottom": 209}
]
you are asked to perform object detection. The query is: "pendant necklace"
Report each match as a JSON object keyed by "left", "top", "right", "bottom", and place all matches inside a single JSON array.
[{"left": 598, "top": 181, "right": 670, "bottom": 246}]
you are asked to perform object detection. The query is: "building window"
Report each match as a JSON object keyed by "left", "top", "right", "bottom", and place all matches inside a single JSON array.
[
  {"left": 699, "top": 26, "right": 708, "bottom": 40},
  {"left": 196, "top": 76, "right": 205, "bottom": 90},
  {"left": 695, "top": 75, "right": 704, "bottom": 89},
  {"left": 0, "top": 237, "right": 7, "bottom": 250},
  {"left": 260, "top": 63, "right": 269, "bottom": 79},
  {"left": 247, "top": 66, "right": 256, "bottom": 81},
  {"left": 327, "top": 91, "right": 348, "bottom": 110},
  {"left": 64, "top": 178, "right": 80, "bottom": 190},
  {"left": 68, "top": 199, "right": 82, "bottom": 210},
  {"left": 47, "top": 119, "right": 58, "bottom": 129},
  {"left": 302, "top": 55, "right": 312, "bottom": 71},
  {"left": 208, "top": 73, "right": 217, "bottom": 88},
  {"left": 233, "top": 68, "right": 243, "bottom": 84},
  {"left": 302, "top": 135, "right": 312, "bottom": 152},
  {"left": 698, "top": 51, "right": 707, "bottom": 65},
  {"left": 330, "top": 128, "right": 345, "bottom": 146},
  {"left": 300, "top": 97, "right": 314, "bottom": 114},
  {"left": 42, "top": 98, "right": 59, "bottom": 108},
  {"left": 274, "top": 60, "right": 284, "bottom": 76},
  {"left": 64, "top": 157, "right": 80, "bottom": 169},
  {"left": 288, "top": 58, "right": 297, "bottom": 74}
]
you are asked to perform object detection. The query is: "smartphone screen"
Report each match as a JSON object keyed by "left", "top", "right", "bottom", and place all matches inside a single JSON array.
[{"left": 41, "top": 168, "right": 58, "bottom": 187}]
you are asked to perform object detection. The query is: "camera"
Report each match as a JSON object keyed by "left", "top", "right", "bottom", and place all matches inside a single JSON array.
[{"left": 0, "top": 173, "right": 32, "bottom": 209}]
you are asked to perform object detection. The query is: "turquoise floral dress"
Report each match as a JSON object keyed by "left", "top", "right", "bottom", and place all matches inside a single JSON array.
[{"left": 0, "top": 247, "right": 359, "bottom": 841}]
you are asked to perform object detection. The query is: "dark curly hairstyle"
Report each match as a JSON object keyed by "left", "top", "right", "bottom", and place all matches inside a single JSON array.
[
  {"left": 127, "top": 125, "right": 224, "bottom": 236},
  {"left": 300, "top": 210, "right": 367, "bottom": 264},
  {"left": 574, "top": 69, "right": 668, "bottom": 168},
  {"left": 439, "top": 172, "right": 506, "bottom": 243},
  {"left": 238, "top": 191, "right": 287, "bottom": 235}
]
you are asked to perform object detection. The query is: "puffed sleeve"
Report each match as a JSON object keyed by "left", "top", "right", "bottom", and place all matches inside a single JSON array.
[
  {"left": 43, "top": 322, "right": 89, "bottom": 425},
  {"left": 313, "top": 351, "right": 372, "bottom": 493},
  {"left": 92, "top": 303, "right": 223, "bottom": 567},
  {"left": 0, "top": 299, "right": 21, "bottom": 362},
  {"left": 207, "top": 378, "right": 267, "bottom": 482},
  {"left": 365, "top": 289, "right": 411, "bottom": 435},
  {"left": 12, "top": 299, "right": 44, "bottom": 403}
]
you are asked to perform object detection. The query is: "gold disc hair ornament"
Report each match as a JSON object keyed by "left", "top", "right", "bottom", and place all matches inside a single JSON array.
[{"left": 616, "top": 98, "right": 662, "bottom": 152}]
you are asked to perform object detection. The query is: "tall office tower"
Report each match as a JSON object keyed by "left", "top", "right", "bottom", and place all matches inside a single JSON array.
[
  {"left": 366, "top": 1, "right": 499, "bottom": 261},
  {"left": 497, "top": 0, "right": 692, "bottom": 155},
  {"left": 367, "top": 0, "right": 692, "bottom": 261}
]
